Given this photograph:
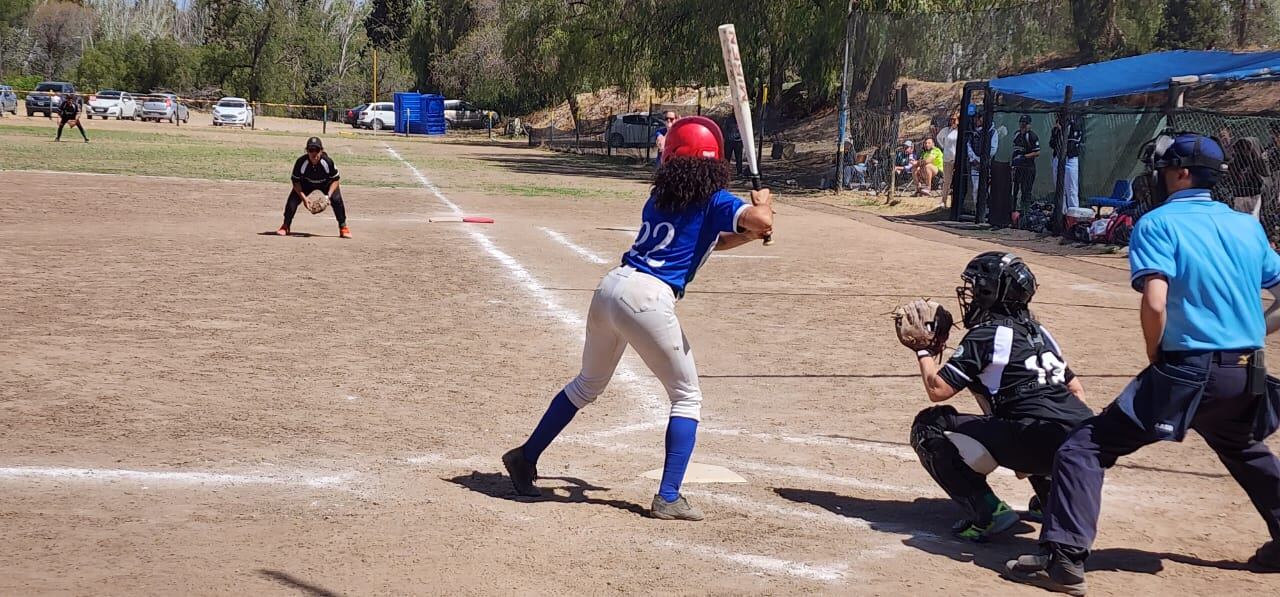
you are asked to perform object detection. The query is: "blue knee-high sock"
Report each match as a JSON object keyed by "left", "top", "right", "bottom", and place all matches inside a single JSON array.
[
  {"left": 521, "top": 390, "right": 579, "bottom": 465},
  {"left": 659, "top": 416, "right": 699, "bottom": 502}
]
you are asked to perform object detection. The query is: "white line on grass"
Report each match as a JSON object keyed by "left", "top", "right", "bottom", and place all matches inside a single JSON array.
[
  {"left": 655, "top": 539, "right": 849, "bottom": 583},
  {"left": 0, "top": 466, "right": 354, "bottom": 489},
  {"left": 384, "top": 145, "right": 667, "bottom": 420}
]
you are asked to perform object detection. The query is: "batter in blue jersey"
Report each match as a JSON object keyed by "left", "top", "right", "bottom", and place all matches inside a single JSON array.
[{"left": 503, "top": 116, "right": 775, "bottom": 521}]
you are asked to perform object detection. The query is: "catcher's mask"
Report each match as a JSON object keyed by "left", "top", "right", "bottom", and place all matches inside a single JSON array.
[
  {"left": 662, "top": 116, "right": 724, "bottom": 163},
  {"left": 956, "top": 251, "right": 1037, "bottom": 329},
  {"left": 1137, "top": 130, "right": 1228, "bottom": 205}
]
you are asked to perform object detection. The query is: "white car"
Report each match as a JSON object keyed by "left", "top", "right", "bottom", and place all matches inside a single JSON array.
[
  {"left": 606, "top": 112, "right": 665, "bottom": 148},
  {"left": 358, "top": 102, "right": 395, "bottom": 131},
  {"left": 213, "top": 97, "right": 253, "bottom": 127},
  {"left": 86, "top": 90, "right": 138, "bottom": 120}
]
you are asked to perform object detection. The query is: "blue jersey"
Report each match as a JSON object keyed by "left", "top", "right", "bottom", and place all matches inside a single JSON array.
[
  {"left": 621, "top": 189, "right": 748, "bottom": 296},
  {"left": 1129, "top": 188, "right": 1280, "bottom": 351}
]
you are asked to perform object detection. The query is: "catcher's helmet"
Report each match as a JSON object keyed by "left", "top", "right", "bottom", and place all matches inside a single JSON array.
[
  {"left": 956, "top": 251, "right": 1037, "bottom": 328},
  {"left": 662, "top": 116, "right": 724, "bottom": 163}
]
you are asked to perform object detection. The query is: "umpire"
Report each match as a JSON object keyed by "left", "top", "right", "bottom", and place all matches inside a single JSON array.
[{"left": 1004, "top": 132, "right": 1280, "bottom": 596}]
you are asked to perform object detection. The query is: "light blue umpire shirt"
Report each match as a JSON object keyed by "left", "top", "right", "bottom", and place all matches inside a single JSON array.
[{"left": 1129, "top": 187, "right": 1280, "bottom": 351}]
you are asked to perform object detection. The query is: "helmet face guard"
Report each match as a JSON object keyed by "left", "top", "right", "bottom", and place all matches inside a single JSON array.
[
  {"left": 1138, "top": 130, "right": 1229, "bottom": 205},
  {"left": 956, "top": 251, "right": 1037, "bottom": 328}
]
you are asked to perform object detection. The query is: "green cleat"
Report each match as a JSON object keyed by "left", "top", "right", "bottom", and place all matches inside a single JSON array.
[{"left": 954, "top": 501, "right": 1019, "bottom": 542}]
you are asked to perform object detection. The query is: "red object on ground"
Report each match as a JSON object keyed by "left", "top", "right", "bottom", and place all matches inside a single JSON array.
[{"left": 462, "top": 217, "right": 495, "bottom": 224}]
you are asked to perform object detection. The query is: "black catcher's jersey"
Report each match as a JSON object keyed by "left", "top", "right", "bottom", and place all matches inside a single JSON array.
[{"left": 938, "top": 318, "right": 1094, "bottom": 426}]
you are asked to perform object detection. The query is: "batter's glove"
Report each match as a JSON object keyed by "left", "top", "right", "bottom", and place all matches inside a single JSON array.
[
  {"left": 892, "top": 299, "right": 954, "bottom": 356},
  {"left": 303, "top": 190, "right": 329, "bottom": 215}
]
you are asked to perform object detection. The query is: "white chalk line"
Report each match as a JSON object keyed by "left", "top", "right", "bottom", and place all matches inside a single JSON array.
[
  {"left": 0, "top": 466, "right": 355, "bottom": 489},
  {"left": 540, "top": 227, "right": 610, "bottom": 265},
  {"left": 655, "top": 539, "right": 849, "bottom": 583},
  {"left": 702, "top": 428, "right": 918, "bottom": 461},
  {"left": 386, "top": 145, "right": 667, "bottom": 422},
  {"left": 559, "top": 436, "right": 930, "bottom": 496}
]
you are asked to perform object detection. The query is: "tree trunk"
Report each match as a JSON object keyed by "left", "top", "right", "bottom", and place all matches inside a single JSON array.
[
  {"left": 865, "top": 50, "right": 900, "bottom": 108},
  {"left": 565, "top": 91, "right": 580, "bottom": 133},
  {"left": 1234, "top": 0, "right": 1252, "bottom": 47}
]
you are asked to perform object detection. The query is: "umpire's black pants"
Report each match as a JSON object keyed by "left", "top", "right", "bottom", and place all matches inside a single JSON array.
[
  {"left": 1041, "top": 351, "right": 1280, "bottom": 555},
  {"left": 284, "top": 184, "right": 347, "bottom": 228}
]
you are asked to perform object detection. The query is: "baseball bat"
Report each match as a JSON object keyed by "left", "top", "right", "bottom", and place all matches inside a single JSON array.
[{"left": 718, "top": 23, "right": 773, "bottom": 246}]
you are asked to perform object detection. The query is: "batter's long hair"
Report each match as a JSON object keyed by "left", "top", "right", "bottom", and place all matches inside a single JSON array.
[{"left": 652, "top": 156, "right": 731, "bottom": 213}]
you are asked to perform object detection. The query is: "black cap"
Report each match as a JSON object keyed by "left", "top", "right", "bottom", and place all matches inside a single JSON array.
[
  {"left": 1019, "top": 114, "right": 1032, "bottom": 124},
  {"left": 305, "top": 137, "right": 323, "bottom": 150}
]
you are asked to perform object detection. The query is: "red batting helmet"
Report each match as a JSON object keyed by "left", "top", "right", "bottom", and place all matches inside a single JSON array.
[{"left": 661, "top": 116, "right": 724, "bottom": 163}]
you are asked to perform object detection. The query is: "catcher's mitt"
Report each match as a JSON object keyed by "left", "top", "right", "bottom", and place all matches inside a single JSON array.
[
  {"left": 892, "top": 299, "right": 954, "bottom": 355},
  {"left": 303, "top": 190, "right": 329, "bottom": 215}
]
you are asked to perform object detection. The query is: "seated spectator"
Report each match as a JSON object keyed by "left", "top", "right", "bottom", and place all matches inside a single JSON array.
[
  {"left": 894, "top": 140, "right": 917, "bottom": 177},
  {"left": 913, "top": 137, "right": 944, "bottom": 197}
]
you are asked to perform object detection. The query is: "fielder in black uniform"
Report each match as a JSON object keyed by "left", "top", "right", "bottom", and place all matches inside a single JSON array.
[
  {"left": 55, "top": 93, "right": 88, "bottom": 143},
  {"left": 1011, "top": 115, "right": 1040, "bottom": 207},
  {"left": 910, "top": 252, "right": 1094, "bottom": 541},
  {"left": 277, "top": 137, "right": 350, "bottom": 238}
]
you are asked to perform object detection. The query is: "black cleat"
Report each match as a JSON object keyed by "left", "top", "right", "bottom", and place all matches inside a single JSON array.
[
  {"left": 1249, "top": 541, "right": 1280, "bottom": 572},
  {"left": 1003, "top": 553, "right": 1087, "bottom": 596},
  {"left": 502, "top": 447, "right": 541, "bottom": 497}
]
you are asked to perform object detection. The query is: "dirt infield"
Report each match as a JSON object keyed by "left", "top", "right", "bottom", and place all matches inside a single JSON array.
[{"left": 2, "top": 127, "right": 1280, "bottom": 596}]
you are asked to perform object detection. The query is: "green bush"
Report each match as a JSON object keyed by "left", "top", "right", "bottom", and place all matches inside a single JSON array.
[{"left": 2, "top": 74, "right": 43, "bottom": 91}]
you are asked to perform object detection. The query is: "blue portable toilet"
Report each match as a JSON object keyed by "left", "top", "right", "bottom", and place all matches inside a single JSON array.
[
  {"left": 422, "top": 94, "right": 446, "bottom": 135},
  {"left": 392, "top": 92, "right": 422, "bottom": 134}
]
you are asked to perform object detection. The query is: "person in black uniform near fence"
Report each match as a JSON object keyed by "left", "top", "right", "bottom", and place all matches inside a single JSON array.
[
  {"left": 910, "top": 251, "right": 1094, "bottom": 542},
  {"left": 1004, "top": 132, "right": 1280, "bottom": 596},
  {"left": 277, "top": 137, "right": 351, "bottom": 238},
  {"left": 55, "top": 93, "right": 88, "bottom": 143},
  {"left": 1011, "top": 115, "right": 1040, "bottom": 208}
]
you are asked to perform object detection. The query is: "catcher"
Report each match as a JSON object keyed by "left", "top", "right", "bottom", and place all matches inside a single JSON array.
[
  {"left": 896, "top": 251, "right": 1093, "bottom": 541},
  {"left": 277, "top": 137, "right": 350, "bottom": 238}
]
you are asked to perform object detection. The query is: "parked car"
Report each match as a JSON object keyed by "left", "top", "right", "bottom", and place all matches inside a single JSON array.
[
  {"left": 212, "top": 97, "right": 253, "bottom": 127},
  {"left": 443, "top": 99, "right": 498, "bottom": 128},
  {"left": 344, "top": 103, "right": 368, "bottom": 127},
  {"left": 358, "top": 102, "right": 394, "bottom": 131},
  {"left": 25, "top": 81, "right": 76, "bottom": 117},
  {"left": 139, "top": 93, "right": 189, "bottom": 124},
  {"left": 86, "top": 90, "right": 138, "bottom": 120},
  {"left": 0, "top": 85, "right": 16, "bottom": 115},
  {"left": 606, "top": 112, "right": 665, "bottom": 148}
]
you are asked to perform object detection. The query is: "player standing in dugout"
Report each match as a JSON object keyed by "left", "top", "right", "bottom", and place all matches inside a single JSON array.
[
  {"left": 1011, "top": 115, "right": 1040, "bottom": 208},
  {"left": 277, "top": 137, "right": 351, "bottom": 239},
  {"left": 1004, "top": 132, "right": 1280, "bottom": 595},
  {"left": 54, "top": 93, "right": 88, "bottom": 143}
]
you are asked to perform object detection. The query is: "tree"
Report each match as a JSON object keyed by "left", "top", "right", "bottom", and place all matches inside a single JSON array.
[
  {"left": 0, "top": 0, "right": 36, "bottom": 77},
  {"left": 364, "top": 0, "right": 413, "bottom": 49},
  {"left": 29, "top": 1, "right": 92, "bottom": 78},
  {"left": 1156, "top": 0, "right": 1226, "bottom": 50}
]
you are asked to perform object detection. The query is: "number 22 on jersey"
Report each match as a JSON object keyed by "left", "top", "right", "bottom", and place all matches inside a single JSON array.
[{"left": 629, "top": 221, "right": 675, "bottom": 268}]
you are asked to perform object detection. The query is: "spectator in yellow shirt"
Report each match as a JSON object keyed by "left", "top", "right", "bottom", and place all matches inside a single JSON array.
[{"left": 914, "top": 137, "right": 945, "bottom": 197}]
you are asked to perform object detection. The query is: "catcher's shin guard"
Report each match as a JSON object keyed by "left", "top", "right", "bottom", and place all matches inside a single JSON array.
[{"left": 910, "top": 405, "right": 996, "bottom": 506}]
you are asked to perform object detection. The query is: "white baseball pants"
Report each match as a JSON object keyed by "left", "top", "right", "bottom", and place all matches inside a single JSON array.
[{"left": 562, "top": 266, "right": 702, "bottom": 420}]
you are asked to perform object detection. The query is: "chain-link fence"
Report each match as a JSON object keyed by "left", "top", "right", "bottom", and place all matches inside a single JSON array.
[{"left": 528, "top": 101, "right": 736, "bottom": 162}]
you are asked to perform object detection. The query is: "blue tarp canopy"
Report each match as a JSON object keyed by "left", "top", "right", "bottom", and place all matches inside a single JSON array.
[{"left": 988, "top": 50, "right": 1280, "bottom": 104}]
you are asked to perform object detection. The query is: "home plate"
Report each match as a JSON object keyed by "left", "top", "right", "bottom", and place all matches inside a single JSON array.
[{"left": 642, "top": 463, "right": 746, "bottom": 483}]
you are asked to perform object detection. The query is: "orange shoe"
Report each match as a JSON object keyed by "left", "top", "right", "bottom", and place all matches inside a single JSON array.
[
  {"left": 276, "top": 226, "right": 289, "bottom": 236},
  {"left": 339, "top": 226, "right": 352, "bottom": 239}
]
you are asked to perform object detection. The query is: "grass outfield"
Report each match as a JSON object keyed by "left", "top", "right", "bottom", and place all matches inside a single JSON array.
[{"left": 0, "top": 123, "right": 411, "bottom": 188}]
